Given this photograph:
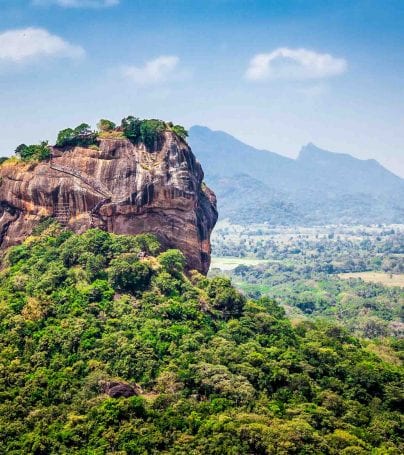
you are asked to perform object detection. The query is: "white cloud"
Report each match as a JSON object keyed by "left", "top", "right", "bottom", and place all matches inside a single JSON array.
[
  {"left": 245, "top": 47, "right": 347, "bottom": 81},
  {"left": 32, "top": 0, "right": 119, "bottom": 7},
  {"left": 0, "top": 27, "right": 85, "bottom": 62},
  {"left": 122, "top": 56, "right": 180, "bottom": 86}
]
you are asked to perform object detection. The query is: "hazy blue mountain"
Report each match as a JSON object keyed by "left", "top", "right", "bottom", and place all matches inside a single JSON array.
[
  {"left": 188, "top": 126, "right": 298, "bottom": 193},
  {"left": 297, "top": 143, "right": 403, "bottom": 197},
  {"left": 189, "top": 126, "right": 404, "bottom": 225},
  {"left": 208, "top": 173, "right": 303, "bottom": 225}
]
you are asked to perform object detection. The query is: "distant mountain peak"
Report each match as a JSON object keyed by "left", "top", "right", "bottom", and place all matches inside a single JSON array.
[
  {"left": 297, "top": 143, "right": 396, "bottom": 177},
  {"left": 188, "top": 125, "right": 404, "bottom": 225},
  {"left": 189, "top": 125, "right": 213, "bottom": 134},
  {"left": 298, "top": 143, "right": 355, "bottom": 162}
]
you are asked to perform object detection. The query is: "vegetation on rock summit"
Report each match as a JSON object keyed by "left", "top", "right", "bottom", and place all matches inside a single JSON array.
[{"left": 0, "top": 117, "right": 188, "bottom": 165}]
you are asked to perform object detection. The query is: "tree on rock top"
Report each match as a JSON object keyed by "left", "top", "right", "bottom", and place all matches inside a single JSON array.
[{"left": 56, "top": 123, "right": 97, "bottom": 148}]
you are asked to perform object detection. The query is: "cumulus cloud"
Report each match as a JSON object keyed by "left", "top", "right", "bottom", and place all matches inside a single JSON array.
[
  {"left": 0, "top": 27, "right": 85, "bottom": 62},
  {"left": 245, "top": 47, "right": 347, "bottom": 81},
  {"left": 122, "top": 56, "right": 180, "bottom": 85},
  {"left": 32, "top": 0, "right": 119, "bottom": 7}
]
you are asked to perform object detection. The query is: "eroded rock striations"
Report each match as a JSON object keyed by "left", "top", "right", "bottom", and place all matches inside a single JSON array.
[{"left": 0, "top": 132, "right": 217, "bottom": 273}]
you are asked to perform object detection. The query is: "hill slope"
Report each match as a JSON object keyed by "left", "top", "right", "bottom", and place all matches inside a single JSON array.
[
  {"left": 0, "top": 225, "right": 402, "bottom": 453},
  {"left": 189, "top": 126, "right": 404, "bottom": 225}
]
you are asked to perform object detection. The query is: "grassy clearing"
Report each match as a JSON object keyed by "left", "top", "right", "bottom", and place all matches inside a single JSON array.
[
  {"left": 365, "top": 342, "right": 402, "bottom": 366},
  {"left": 233, "top": 281, "right": 272, "bottom": 294},
  {"left": 338, "top": 271, "right": 404, "bottom": 288},
  {"left": 98, "top": 130, "right": 125, "bottom": 139},
  {"left": 210, "top": 256, "right": 268, "bottom": 271}
]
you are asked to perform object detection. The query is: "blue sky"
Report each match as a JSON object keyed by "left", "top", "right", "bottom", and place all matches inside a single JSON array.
[{"left": 0, "top": 0, "right": 403, "bottom": 176}]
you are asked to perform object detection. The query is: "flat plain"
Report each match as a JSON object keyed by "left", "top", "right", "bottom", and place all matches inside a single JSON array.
[
  {"left": 210, "top": 256, "right": 269, "bottom": 271},
  {"left": 338, "top": 271, "right": 404, "bottom": 288}
]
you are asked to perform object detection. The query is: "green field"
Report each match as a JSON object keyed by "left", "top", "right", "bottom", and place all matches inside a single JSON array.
[{"left": 210, "top": 256, "right": 268, "bottom": 271}]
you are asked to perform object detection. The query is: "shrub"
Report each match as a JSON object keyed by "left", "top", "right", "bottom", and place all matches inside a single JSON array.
[
  {"left": 171, "top": 124, "right": 188, "bottom": 140},
  {"left": 158, "top": 249, "right": 186, "bottom": 276},
  {"left": 15, "top": 142, "right": 50, "bottom": 162},
  {"left": 97, "top": 119, "right": 116, "bottom": 132},
  {"left": 7, "top": 244, "right": 30, "bottom": 265},
  {"left": 31, "top": 217, "right": 59, "bottom": 235}
]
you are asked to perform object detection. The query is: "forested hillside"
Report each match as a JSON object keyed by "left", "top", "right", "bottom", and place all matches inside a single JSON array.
[{"left": 0, "top": 223, "right": 402, "bottom": 454}]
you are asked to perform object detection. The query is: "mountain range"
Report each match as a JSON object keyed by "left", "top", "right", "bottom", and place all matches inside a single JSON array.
[{"left": 188, "top": 126, "right": 404, "bottom": 225}]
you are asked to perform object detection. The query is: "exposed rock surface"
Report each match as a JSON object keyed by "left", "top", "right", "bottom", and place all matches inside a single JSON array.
[
  {"left": 0, "top": 132, "right": 217, "bottom": 273},
  {"left": 99, "top": 380, "right": 142, "bottom": 398}
]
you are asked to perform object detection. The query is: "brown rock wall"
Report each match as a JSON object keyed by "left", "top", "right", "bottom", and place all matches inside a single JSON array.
[{"left": 0, "top": 132, "right": 217, "bottom": 273}]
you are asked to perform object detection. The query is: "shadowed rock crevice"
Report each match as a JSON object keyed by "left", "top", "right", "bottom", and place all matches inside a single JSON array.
[{"left": 0, "top": 132, "right": 217, "bottom": 273}]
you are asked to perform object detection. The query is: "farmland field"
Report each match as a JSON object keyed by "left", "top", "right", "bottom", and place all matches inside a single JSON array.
[
  {"left": 211, "top": 223, "right": 404, "bottom": 338},
  {"left": 210, "top": 256, "right": 268, "bottom": 271},
  {"left": 339, "top": 271, "right": 404, "bottom": 287}
]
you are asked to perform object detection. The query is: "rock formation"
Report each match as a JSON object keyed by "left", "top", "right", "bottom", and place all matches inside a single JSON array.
[
  {"left": 0, "top": 132, "right": 217, "bottom": 274},
  {"left": 99, "top": 380, "right": 142, "bottom": 398}
]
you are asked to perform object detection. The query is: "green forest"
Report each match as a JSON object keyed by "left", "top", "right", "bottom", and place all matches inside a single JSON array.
[
  {"left": 211, "top": 223, "right": 404, "bottom": 339},
  {"left": 0, "top": 224, "right": 403, "bottom": 454}
]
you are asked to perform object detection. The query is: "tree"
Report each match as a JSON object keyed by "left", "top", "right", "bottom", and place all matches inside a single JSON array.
[
  {"left": 15, "top": 144, "right": 28, "bottom": 158},
  {"left": 121, "top": 116, "right": 141, "bottom": 142},
  {"left": 193, "top": 362, "right": 255, "bottom": 403},
  {"left": 109, "top": 233, "right": 160, "bottom": 257},
  {"left": 108, "top": 255, "right": 153, "bottom": 294},
  {"left": 121, "top": 117, "right": 187, "bottom": 149},
  {"left": 153, "top": 271, "right": 182, "bottom": 296},
  {"left": 15, "top": 142, "right": 50, "bottom": 162},
  {"left": 139, "top": 119, "right": 166, "bottom": 150},
  {"left": 158, "top": 249, "right": 186, "bottom": 276},
  {"left": 56, "top": 123, "right": 97, "bottom": 147},
  {"left": 97, "top": 119, "right": 116, "bottom": 132},
  {"left": 0, "top": 227, "right": 403, "bottom": 454},
  {"left": 171, "top": 124, "right": 188, "bottom": 140},
  {"left": 74, "top": 123, "right": 92, "bottom": 136},
  {"left": 207, "top": 277, "right": 246, "bottom": 318},
  {"left": 56, "top": 127, "right": 75, "bottom": 147}
]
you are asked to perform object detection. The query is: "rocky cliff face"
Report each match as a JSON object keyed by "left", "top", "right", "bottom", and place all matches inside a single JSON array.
[{"left": 0, "top": 132, "right": 217, "bottom": 273}]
